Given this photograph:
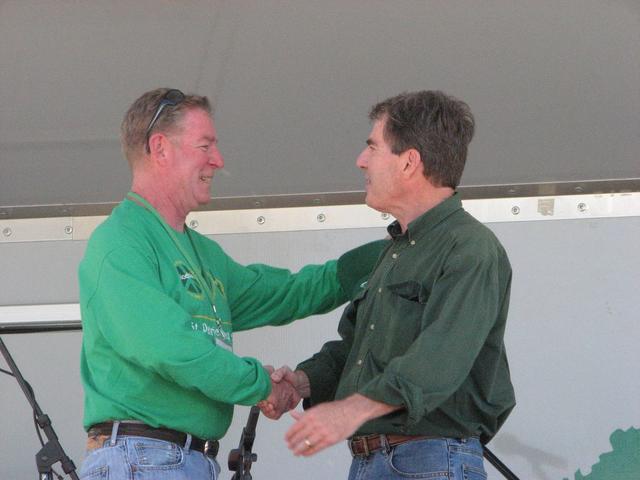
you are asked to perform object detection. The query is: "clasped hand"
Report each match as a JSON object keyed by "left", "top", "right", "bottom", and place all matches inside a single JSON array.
[
  {"left": 258, "top": 366, "right": 379, "bottom": 456},
  {"left": 258, "top": 366, "right": 302, "bottom": 420}
]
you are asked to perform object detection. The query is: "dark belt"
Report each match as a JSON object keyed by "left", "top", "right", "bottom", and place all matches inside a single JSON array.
[
  {"left": 88, "top": 422, "right": 219, "bottom": 458},
  {"left": 348, "top": 434, "right": 431, "bottom": 457}
]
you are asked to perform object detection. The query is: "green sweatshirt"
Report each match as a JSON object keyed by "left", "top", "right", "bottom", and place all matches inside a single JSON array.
[{"left": 79, "top": 196, "right": 384, "bottom": 440}]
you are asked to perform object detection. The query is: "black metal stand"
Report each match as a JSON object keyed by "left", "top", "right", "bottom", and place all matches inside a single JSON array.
[
  {"left": 483, "top": 445, "right": 520, "bottom": 480},
  {"left": 0, "top": 336, "right": 80, "bottom": 480},
  {"left": 228, "top": 406, "right": 260, "bottom": 480}
]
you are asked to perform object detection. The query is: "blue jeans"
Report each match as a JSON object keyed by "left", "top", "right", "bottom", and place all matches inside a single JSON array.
[
  {"left": 79, "top": 423, "right": 220, "bottom": 480},
  {"left": 348, "top": 437, "right": 486, "bottom": 480}
]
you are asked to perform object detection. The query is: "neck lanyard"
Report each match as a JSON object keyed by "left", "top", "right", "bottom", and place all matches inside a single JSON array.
[
  {"left": 126, "top": 192, "right": 216, "bottom": 309},
  {"left": 126, "top": 192, "right": 232, "bottom": 350}
]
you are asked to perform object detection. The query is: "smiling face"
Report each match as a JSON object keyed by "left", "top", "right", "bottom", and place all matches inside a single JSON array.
[
  {"left": 167, "top": 108, "right": 225, "bottom": 215},
  {"left": 355, "top": 118, "right": 407, "bottom": 215}
]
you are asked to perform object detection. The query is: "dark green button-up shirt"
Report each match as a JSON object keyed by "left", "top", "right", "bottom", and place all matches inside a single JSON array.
[{"left": 298, "top": 193, "right": 515, "bottom": 442}]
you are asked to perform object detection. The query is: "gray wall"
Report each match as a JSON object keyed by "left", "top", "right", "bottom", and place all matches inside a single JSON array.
[
  {"left": 1, "top": 1, "right": 638, "bottom": 208},
  {"left": 1, "top": 216, "right": 639, "bottom": 479}
]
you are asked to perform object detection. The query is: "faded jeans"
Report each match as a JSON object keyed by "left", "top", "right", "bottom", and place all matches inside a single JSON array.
[
  {"left": 348, "top": 437, "right": 486, "bottom": 480},
  {"left": 79, "top": 422, "right": 220, "bottom": 480}
]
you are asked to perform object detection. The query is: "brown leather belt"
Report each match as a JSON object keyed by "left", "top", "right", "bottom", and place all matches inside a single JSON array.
[
  {"left": 88, "top": 422, "right": 219, "bottom": 458},
  {"left": 348, "top": 434, "right": 431, "bottom": 457}
]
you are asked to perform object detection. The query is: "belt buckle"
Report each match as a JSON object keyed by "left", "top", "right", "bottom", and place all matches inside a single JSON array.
[
  {"left": 348, "top": 438, "right": 358, "bottom": 457},
  {"left": 362, "top": 437, "right": 370, "bottom": 457},
  {"left": 204, "top": 440, "right": 213, "bottom": 455},
  {"left": 349, "top": 437, "right": 370, "bottom": 457},
  {"left": 203, "top": 440, "right": 218, "bottom": 458}
]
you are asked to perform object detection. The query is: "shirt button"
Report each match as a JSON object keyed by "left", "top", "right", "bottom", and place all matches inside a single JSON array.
[
  {"left": 378, "top": 287, "right": 382, "bottom": 293},
  {"left": 392, "top": 253, "right": 398, "bottom": 259},
  {"left": 370, "top": 324, "right": 375, "bottom": 330},
  {"left": 410, "top": 240, "right": 416, "bottom": 246},
  {"left": 357, "top": 359, "right": 363, "bottom": 366}
]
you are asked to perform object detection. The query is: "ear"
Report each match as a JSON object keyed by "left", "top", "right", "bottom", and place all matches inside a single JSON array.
[
  {"left": 147, "top": 133, "right": 171, "bottom": 167},
  {"left": 400, "top": 148, "right": 423, "bottom": 178}
]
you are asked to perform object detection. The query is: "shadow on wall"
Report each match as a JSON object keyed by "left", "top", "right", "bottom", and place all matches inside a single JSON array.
[{"left": 491, "top": 433, "right": 568, "bottom": 480}]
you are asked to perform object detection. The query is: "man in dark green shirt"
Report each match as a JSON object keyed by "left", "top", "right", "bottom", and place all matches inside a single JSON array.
[{"left": 261, "top": 90, "right": 515, "bottom": 480}]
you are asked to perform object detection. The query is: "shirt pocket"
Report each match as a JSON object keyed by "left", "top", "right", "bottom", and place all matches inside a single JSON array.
[
  {"left": 386, "top": 280, "right": 429, "bottom": 304},
  {"left": 380, "top": 281, "right": 429, "bottom": 356}
]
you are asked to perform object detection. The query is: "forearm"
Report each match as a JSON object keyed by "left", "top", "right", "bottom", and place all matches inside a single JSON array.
[
  {"left": 294, "top": 369, "right": 399, "bottom": 421},
  {"left": 285, "top": 393, "right": 402, "bottom": 456},
  {"left": 341, "top": 393, "right": 402, "bottom": 426}
]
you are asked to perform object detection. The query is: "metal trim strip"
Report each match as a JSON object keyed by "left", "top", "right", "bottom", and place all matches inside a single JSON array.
[
  {"left": 1, "top": 192, "right": 639, "bottom": 243},
  {"left": 1, "top": 179, "right": 638, "bottom": 220}
]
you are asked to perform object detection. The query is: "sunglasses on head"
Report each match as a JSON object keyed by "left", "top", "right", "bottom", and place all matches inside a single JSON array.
[{"left": 145, "top": 89, "right": 186, "bottom": 153}]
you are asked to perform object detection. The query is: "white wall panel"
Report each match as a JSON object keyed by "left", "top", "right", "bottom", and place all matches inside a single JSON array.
[{"left": 1, "top": 217, "right": 639, "bottom": 479}]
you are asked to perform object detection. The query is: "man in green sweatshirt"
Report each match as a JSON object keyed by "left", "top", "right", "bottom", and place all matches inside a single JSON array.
[
  {"left": 263, "top": 90, "right": 516, "bottom": 480},
  {"left": 78, "top": 88, "right": 383, "bottom": 480}
]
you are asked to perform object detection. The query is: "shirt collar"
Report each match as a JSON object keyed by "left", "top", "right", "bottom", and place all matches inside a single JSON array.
[{"left": 386, "top": 192, "right": 463, "bottom": 242}]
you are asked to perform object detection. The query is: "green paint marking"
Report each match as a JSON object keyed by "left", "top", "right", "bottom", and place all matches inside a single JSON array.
[{"left": 566, "top": 427, "right": 640, "bottom": 480}]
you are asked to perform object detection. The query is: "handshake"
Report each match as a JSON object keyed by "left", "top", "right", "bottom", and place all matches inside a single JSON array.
[
  {"left": 258, "top": 366, "right": 310, "bottom": 420},
  {"left": 256, "top": 365, "right": 392, "bottom": 456}
]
